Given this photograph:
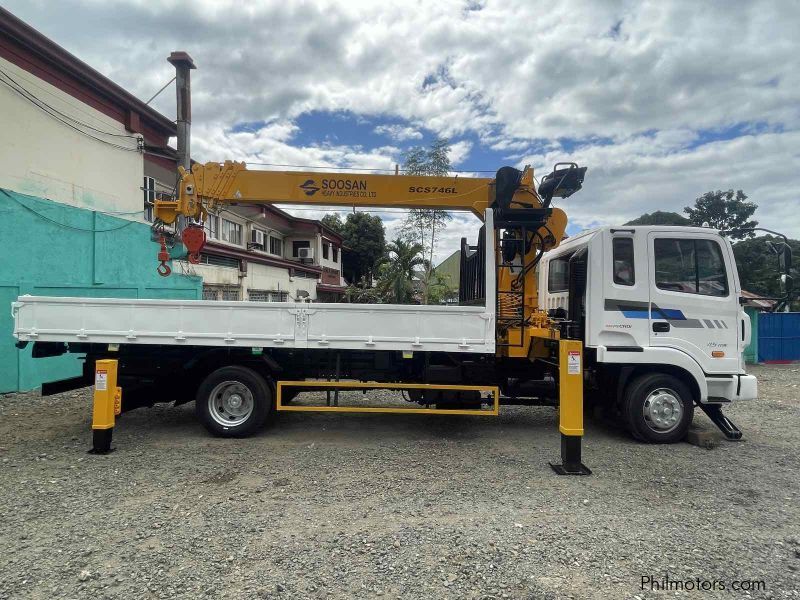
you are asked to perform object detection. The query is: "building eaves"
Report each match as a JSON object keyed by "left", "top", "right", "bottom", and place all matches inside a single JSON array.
[{"left": 0, "top": 6, "right": 175, "bottom": 137}]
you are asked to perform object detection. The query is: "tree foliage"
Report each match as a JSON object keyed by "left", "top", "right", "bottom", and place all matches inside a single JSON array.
[
  {"left": 376, "top": 238, "right": 425, "bottom": 304},
  {"left": 320, "top": 212, "right": 385, "bottom": 284},
  {"left": 401, "top": 138, "right": 453, "bottom": 303},
  {"left": 625, "top": 211, "right": 690, "bottom": 226},
  {"left": 320, "top": 213, "right": 344, "bottom": 234},
  {"left": 684, "top": 189, "right": 758, "bottom": 239},
  {"left": 732, "top": 235, "right": 799, "bottom": 306}
]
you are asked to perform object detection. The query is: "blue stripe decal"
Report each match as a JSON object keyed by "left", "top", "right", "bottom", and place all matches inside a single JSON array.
[
  {"left": 621, "top": 310, "right": 650, "bottom": 319},
  {"left": 652, "top": 307, "right": 686, "bottom": 320},
  {"left": 618, "top": 307, "right": 688, "bottom": 320}
]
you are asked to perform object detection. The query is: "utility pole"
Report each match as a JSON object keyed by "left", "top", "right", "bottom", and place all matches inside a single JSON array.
[{"left": 167, "top": 51, "right": 196, "bottom": 172}]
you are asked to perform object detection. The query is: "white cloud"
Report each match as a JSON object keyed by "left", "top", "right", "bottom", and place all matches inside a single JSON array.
[
  {"left": 4, "top": 0, "right": 798, "bottom": 256},
  {"left": 521, "top": 129, "right": 800, "bottom": 238},
  {"left": 373, "top": 124, "right": 423, "bottom": 141},
  {"left": 447, "top": 140, "right": 472, "bottom": 166}
]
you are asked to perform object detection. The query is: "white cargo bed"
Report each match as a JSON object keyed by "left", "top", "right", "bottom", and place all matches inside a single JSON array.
[
  {"left": 12, "top": 296, "right": 495, "bottom": 353},
  {"left": 13, "top": 212, "right": 497, "bottom": 354}
]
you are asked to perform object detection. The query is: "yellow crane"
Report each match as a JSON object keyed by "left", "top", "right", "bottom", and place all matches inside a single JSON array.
[{"left": 153, "top": 160, "right": 586, "bottom": 362}]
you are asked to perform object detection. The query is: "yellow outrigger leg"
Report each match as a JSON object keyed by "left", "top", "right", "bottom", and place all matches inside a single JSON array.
[
  {"left": 550, "top": 339, "right": 591, "bottom": 475},
  {"left": 89, "top": 359, "right": 122, "bottom": 454}
]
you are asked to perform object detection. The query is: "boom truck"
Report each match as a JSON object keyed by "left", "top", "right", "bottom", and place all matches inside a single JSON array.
[{"left": 12, "top": 160, "right": 762, "bottom": 474}]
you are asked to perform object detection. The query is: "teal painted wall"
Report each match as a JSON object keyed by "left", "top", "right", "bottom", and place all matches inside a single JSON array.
[
  {"left": 0, "top": 189, "right": 202, "bottom": 393},
  {"left": 744, "top": 307, "right": 759, "bottom": 364}
]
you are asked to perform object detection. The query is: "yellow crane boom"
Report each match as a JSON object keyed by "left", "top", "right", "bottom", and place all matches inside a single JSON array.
[{"left": 155, "top": 160, "right": 498, "bottom": 222}]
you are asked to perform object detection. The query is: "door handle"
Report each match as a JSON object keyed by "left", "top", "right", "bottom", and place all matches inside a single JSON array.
[{"left": 653, "top": 322, "right": 670, "bottom": 332}]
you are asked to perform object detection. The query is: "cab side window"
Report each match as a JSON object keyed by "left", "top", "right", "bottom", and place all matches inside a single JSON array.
[
  {"left": 654, "top": 238, "right": 728, "bottom": 296},
  {"left": 548, "top": 256, "right": 570, "bottom": 292},
  {"left": 612, "top": 237, "right": 635, "bottom": 285}
]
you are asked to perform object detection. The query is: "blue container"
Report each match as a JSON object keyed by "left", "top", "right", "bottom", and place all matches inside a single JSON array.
[{"left": 758, "top": 312, "right": 800, "bottom": 362}]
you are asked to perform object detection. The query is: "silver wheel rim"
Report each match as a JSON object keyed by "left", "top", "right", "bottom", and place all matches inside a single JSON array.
[
  {"left": 642, "top": 387, "right": 683, "bottom": 433},
  {"left": 208, "top": 380, "right": 254, "bottom": 427}
]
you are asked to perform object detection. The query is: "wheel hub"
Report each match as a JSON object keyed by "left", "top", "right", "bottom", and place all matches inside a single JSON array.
[
  {"left": 642, "top": 388, "right": 683, "bottom": 433},
  {"left": 208, "top": 381, "right": 254, "bottom": 427}
]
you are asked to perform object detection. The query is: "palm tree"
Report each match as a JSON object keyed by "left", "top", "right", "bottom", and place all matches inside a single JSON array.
[{"left": 378, "top": 239, "right": 425, "bottom": 303}]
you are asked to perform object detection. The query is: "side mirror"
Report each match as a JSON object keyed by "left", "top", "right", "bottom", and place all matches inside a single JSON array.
[
  {"left": 781, "top": 274, "right": 794, "bottom": 296},
  {"left": 779, "top": 244, "right": 792, "bottom": 273}
]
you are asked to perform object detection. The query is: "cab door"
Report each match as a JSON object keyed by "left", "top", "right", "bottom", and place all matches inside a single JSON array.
[
  {"left": 647, "top": 232, "right": 740, "bottom": 374},
  {"left": 596, "top": 230, "right": 651, "bottom": 350}
]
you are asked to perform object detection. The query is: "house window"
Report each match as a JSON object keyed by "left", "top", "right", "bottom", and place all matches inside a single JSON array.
[
  {"left": 612, "top": 238, "right": 635, "bottom": 286},
  {"left": 293, "top": 240, "right": 311, "bottom": 257},
  {"left": 654, "top": 238, "right": 728, "bottom": 296},
  {"left": 198, "top": 253, "right": 240, "bottom": 269},
  {"left": 143, "top": 176, "right": 155, "bottom": 222},
  {"left": 220, "top": 219, "right": 243, "bottom": 245},
  {"left": 332, "top": 246, "right": 339, "bottom": 263},
  {"left": 222, "top": 286, "right": 241, "bottom": 301},
  {"left": 269, "top": 236, "right": 283, "bottom": 257},
  {"left": 322, "top": 244, "right": 329, "bottom": 260},
  {"left": 249, "top": 289, "right": 289, "bottom": 302},
  {"left": 202, "top": 284, "right": 241, "bottom": 301},
  {"left": 204, "top": 215, "right": 219, "bottom": 240}
]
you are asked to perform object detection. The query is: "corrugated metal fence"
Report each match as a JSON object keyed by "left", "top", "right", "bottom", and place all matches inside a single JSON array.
[{"left": 758, "top": 312, "right": 800, "bottom": 363}]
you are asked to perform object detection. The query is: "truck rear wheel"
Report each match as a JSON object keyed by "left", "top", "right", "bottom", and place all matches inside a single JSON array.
[
  {"left": 623, "top": 373, "right": 694, "bottom": 443},
  {"left": 195, "top": 365, "right": 273, "bottom": 437}
]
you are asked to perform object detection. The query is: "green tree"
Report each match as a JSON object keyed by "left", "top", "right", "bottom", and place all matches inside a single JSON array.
[
  {"left": 684, "top": 189, "right": 758, "bottom": 240},
  {"left": 327, "top": 212, "right": 385, "bottom": 284},
  {"left": 401, "top": 137, "right": 453, "bottom": 303},
  {"left": 345, "top": 276, "right": 386, "bottom": 304},
  {"left": 320, "top": 213, "right": 344, "bottom": 234},
  {"left": 733, "top": 235, "right": 799, "bottom": 307},
  {"left": 377, "top": 238, "right": 424, "bottom": 303},
  {"left": 625, "top": 211, "right": 690, "bottom": 226}
]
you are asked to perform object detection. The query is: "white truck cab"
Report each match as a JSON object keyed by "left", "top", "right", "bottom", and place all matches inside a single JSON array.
[{"left": 540, "top": 226, "right": 757, "bottom": 442}]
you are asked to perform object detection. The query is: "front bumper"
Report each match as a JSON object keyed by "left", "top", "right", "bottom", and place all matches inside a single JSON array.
[
  {"left": 736, "top": 374, "right": 758, "bottom": 401},
  {"left": 705, "top": 373, "right": 758, "bottom": 402}
]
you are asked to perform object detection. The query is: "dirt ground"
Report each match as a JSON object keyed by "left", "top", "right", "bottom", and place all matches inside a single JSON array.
[{"left": 0, "top": 364, "right": 798, "bottom": 600}]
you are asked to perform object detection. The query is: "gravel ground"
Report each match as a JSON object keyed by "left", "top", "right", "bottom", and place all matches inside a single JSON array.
[{"left": 0, "top": 364, "right": 798, "bottom": 600}]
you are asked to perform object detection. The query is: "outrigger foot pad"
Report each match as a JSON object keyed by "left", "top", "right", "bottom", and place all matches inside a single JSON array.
[
  {"left": 549, "top": 434, "right": 592, "bottom": 475},
  {"left": 89, "top": 428, "right": 115, "bottom": 455},
  {"left": 549, "top": 462, "right": 592, "bottom": 476}
]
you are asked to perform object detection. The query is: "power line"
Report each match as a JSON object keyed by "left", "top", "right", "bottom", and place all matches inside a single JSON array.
[
  {"left": 0, "top": 67, "right": 139, "bottom": 139},
  {"left": 2, "top": 189, "right": 137, "bottom": 232},
  {"left": 0, "top": 67, "right": 141, "bottom": 152},
  {"left": 246, "top": 161, "right": 498, "bottom": 174}
]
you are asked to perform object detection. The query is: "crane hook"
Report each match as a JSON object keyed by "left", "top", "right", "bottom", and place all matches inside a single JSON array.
[{"left": 157, "top": 234, "right": 172, "bottom": 277}]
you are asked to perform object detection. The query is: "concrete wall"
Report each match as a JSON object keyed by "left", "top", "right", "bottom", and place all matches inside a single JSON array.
[
  {"left": 0, "top": 56, "right": 143, "bottom": 217},
  {"left": 248, "top": 263, "right": 317, "bottom": 300},
  {"left": 0, "top": 190, "right": 201, "bottom": 393}
]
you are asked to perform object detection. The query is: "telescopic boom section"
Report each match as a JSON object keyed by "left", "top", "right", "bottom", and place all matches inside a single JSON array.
[
  {"left": 152, "top": 160, "right": 575, "bottom": 274},
  {"left": 155, "top": 160, "right": 495, "bottom": 225}
]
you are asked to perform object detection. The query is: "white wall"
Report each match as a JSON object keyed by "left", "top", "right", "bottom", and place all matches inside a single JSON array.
[
  {"left": 193, "top": 259, "right": 318, "bottom": 301},
  {"left": 247, "top": 262, "right": 318, "bottom": 301},
  {"left": 0, "top": 56, "right": 143, "bottom": 216},
  {"left": 191, "top": 263, "right": 241, "bottom": 287}
]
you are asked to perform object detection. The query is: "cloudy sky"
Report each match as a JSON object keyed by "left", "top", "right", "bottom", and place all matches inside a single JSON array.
[{"left": 7, "top": 0, "right": 798, "bottom": 261}]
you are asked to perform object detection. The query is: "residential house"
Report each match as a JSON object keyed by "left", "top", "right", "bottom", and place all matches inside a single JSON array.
[
  {"left": 186, "top": 204, "right": 347, "bottom": 303},
  {"left": 0, "top": 8, "right": 200, "bottom": 392}
]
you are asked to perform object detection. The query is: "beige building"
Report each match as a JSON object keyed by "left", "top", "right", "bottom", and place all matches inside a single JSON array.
[{"left": 181, "top": 204, "right": 347, "bottom": 303}]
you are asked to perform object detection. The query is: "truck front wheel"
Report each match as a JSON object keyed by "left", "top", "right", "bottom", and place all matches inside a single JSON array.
[
  {"left": 623, "top": 373, "right": 694, "bottom": 443},
  {"left": 195, "top": 365, "right": 273, "bottom": 437}
]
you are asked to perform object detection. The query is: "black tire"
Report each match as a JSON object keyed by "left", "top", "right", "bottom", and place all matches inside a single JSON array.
[
  {"left": 622, "top": 373, "right": 694, "bottom": 443},
  {"left": 195, "top": 365, "right": 273, "bottom": 437}
]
